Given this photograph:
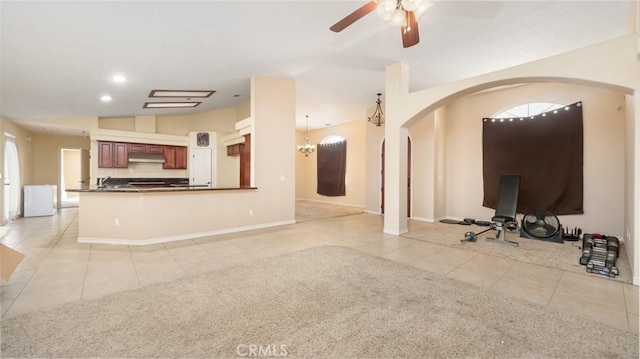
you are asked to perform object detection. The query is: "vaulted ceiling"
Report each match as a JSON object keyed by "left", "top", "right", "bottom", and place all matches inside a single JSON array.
[{"left": 0, "top": 1, "right": 634, "bottom": 133}]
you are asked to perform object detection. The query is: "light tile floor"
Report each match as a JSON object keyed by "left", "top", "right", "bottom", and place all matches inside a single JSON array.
[{"left": 1, "top": 208, "right": 638, "bottom": 335}]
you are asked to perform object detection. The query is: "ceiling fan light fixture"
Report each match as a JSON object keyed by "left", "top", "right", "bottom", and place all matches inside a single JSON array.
[
  {"left": 414, "top": 0, "right": 434, "bottom": 18},
  {"left": 376, "top": 0, "right": 397, "bottom": 21},
  {"left": 401, "top": 0, "right": 422, "bottom": 12},
  {"left": 390, "top": 9, "right": 407, "bottom": 26}
]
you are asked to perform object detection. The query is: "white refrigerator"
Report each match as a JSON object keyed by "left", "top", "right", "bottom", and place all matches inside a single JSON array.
[{"left": 24, "top": 185, "right": 55, "bottom": 217}]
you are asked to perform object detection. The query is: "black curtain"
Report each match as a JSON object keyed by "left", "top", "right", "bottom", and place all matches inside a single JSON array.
[
  {"left": 317, "top": 140, "right": 346, "bottom": 196},
  {"left": 482, "top": 102, "right": 583, "bottom": 215}
]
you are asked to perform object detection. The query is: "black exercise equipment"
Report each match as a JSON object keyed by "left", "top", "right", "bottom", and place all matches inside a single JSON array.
[
  {"left": 486, "top": 174, "right": 520, "bottom": 247},
  {"left": 579, "top": 233, "right": 619, "bottom": 278},
  {"left": 461, "top": 226, "right": 496, "bottom": 243},
  {"left": 520, "top": 210, "right": 563, "bottom": 243}
]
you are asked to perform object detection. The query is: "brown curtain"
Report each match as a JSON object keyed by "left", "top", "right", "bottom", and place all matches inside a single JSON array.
[
  {"left": 482, "top": 102, "right": 583, "bottom": 215},
  {"left": 317, "top": 140, "right": 346, "bottom": 196}
]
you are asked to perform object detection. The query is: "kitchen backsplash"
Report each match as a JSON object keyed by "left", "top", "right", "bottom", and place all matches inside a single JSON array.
[{"left": 96, "top": 161, "right": 188, "bottom": 179}]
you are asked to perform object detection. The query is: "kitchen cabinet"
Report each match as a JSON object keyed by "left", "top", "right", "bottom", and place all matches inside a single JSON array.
[
  {"left": 128, "top": 143, "right": 146, "bottom": 153},
  {"left": 163, "top": 146, "right": 188, "bottom": 169},
  {"left": 240, "top": 134, "right": 251, "bottom": 187},
  {"left": 129, "top": 143, "right": 164, "bottom": 154},
  {"left": 98, "top": 141, "right": 186, "bottom": 169},
  {"left": 148, "top": 144, "right": 164, "bottom": 154},
  {"left": 98, "top": 141, "right": 128, "bottom": 168},
  {"left": 113, "top": 143, "right": 128, "bottom": 168},
  {"left": 227, "top": 143, "right": 242, "bottom": 156},
  {"left": 98, "top": 141, "right": 113, "bottom": 168}
]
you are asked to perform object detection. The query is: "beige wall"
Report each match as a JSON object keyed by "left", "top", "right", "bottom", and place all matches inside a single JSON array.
[
  {"left": 407, "top": 112, "right": 435, "bottom": 221},
  {"left": 441, "top": 83, "right": 625, "bottom": 236},
  {"left": 381, "top": 34, "right": 639, "bottom": 283},
  {"left": 99, "top": 117, "right": 135, "bottom": 132},
  {"left": 625, "top": 94, "right": 636, "bottom": 281},
  {"left": 157, "top": 108, "right": 238, "bottom": 135},
  {"left": 78, "top": 76, "right": 297, "bottom": 243},
  {"left": 364, "top": 116, "right": 385, "bottom": 213},
  {"left": 62, "top": 149, "right": 81, "bottom": 194},
  {"left": 31, "top": 134, "right": 90, "bottom": 186},
  {"left": 363, "top": 82, "right": 626, "bottom": 235},
  {"left": 297, "top": 118, "right": 366, "bottom": 208}
]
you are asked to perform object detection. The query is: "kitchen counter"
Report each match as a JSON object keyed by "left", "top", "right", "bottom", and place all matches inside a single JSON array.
[
  {"left": 69, "top": 185, "right": 290, "bottom": 246},
  {"left": 68, "top": 176, "right": 256, "bottom": 193},
  {"left": 68, "top": 186, "right": 257, "bottom": 193}
]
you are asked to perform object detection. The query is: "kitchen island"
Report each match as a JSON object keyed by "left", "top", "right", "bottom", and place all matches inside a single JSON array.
[{"left": 66, "top": 185, "right": 293, "bottom": 246}]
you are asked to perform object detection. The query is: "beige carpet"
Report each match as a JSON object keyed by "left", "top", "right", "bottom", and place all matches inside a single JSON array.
[
  {"left": 404, "top": 222, "right": 633, "bottom": 283},
  {"left": 1, "top": 245, "right": 637, "bottom": 358}
]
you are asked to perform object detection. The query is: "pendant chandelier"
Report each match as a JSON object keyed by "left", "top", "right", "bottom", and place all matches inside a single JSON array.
[
  {"left": 368, "top": 93, "right": 385, "bottom": 126},
  {"left": 297, "top": 115, "right": 316, "bottom": 157}
]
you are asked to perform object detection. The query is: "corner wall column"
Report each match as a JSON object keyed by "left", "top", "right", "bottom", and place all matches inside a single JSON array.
[{"left": 383, "top": 63, "right": 410, "bottom": 235}]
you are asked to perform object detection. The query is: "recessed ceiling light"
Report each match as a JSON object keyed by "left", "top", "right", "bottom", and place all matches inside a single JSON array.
[
  {"left": 101, "top": 95, "right": 112, "bottom": 102},
  {"left": 143, "top": 102, "right": 201, "bottom": 109},
  {"left": 112, "top": 74, "right": 126, "bottom": 83},
  {"left": 149, "top": 90, "right": 215, "bottom": 98}
]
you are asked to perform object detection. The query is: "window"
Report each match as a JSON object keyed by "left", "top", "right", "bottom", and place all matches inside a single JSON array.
[
  {"left": 494, "top": 102, "right": 563, "bottom": 119},
  {"left": 317, "top": 136, "right": 347, "bottom": 197},
  {"left": 482, "top": 101, "right": 584, "bottom": 215},
  {"left": 321, "top": 135, "right": 345, "bottom": 144}
]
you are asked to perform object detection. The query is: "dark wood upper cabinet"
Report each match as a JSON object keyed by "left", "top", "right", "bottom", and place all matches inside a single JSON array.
[
  {"left": 163, "top": 146, "right": 176, "bottom": 169},
  {"left": 128, "top": 143, "right": 146, "bottom": 153},
  {"left": 174, "top": 146, "right": 188, "bottom": 169},
  {"left": 98, "top": 141, "right": 114, "bottom": 168},
  {"left": 227, "top": 143, "right": 242, "bottom": 156},
  {"left": 113, "top": 143, "right": 128, "bottom": 168},
  {"left": 129, "top": 143, "right": 164, "bottom": 154},
  {"left": 163, "top": 146, "right": 187, "bottom": 169},
  {"left": 98, "top": 141, "right": 128, "bottom": 168},
  {"left": 98, "top": 141, "right": 186, "bottom": 170},
  {"left": 148, "top": 144, "right": 164, "bottom": 154},
  {"left": 240, "top": 134, "right": 251, "bottom": 187}
]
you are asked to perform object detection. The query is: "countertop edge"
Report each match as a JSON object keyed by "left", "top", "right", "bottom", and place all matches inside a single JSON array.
[{"left": 67, "top": 187, "right": 258, "bottom": 193}]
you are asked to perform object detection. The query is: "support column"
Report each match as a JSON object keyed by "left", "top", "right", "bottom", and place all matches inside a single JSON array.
[{"left": 383, "top": 63, "right": 410, "bottom": 235}]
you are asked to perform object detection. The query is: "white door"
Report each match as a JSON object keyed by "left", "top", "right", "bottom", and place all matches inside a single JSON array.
[
  {"left": 191, "top": 148, "right": 212, "bottom": 188},
  {"left": 81, "top": 149, "right": 90, "bottom": 189},
  {"left": 3, "top": 134, "right": 21, "bottom": 224}
]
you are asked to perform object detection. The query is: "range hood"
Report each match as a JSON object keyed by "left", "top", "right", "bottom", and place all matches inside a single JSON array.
[{"left": 128, "top": 152, "right": 165, "bottom": 163}]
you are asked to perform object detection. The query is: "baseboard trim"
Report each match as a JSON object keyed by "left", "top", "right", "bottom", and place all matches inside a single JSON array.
[
  {"left": 410, "top": 216, "right": 435, "bottom": 223},
  {"left": 78, "top": 220, "right": 296, "bottom": 246}
]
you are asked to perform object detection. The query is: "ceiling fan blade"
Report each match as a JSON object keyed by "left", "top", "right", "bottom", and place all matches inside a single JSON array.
[
  {"left": 401, "top": 11, "right": 420, "bottom": 48},
  {"left": 330, "top": 1, "right": 378, "bottom": 33}
]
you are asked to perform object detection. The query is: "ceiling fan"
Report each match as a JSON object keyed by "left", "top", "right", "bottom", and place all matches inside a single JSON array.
[{"left": 330, "top": 0, "right": 434, "bottom": 48}]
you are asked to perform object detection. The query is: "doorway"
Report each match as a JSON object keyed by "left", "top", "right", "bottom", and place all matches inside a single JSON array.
[
  {"left": 381, "top": 137, "right": 412, "bottom": 217},
  {"left": 191, "top": 147, "right": 212, "bottom": 188},
  {"left": 3, "top": 133, "right": 21, "bottom": 224},
  {"left": 59, "top": 148, "right": 89, "bottom": 208}
]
